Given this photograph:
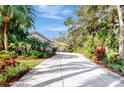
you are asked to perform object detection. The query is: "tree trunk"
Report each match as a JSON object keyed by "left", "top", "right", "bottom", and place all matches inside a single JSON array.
[
  {"left": 117, "top": 5, "right": 124, "bottom": 59},
  {"left": 0, "top": 31, "right": 4, "bottom": 50},
  {"left": 4, "top": 16, "right": 9, "bottom": 53}
]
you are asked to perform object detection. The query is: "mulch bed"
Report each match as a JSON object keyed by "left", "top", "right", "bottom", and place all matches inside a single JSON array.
[
  {"left": 0, "top": 70, "right": 30, "bottom": 87},
  {"left": 95, "top": 61, "right": 124, "bottom": 77}
]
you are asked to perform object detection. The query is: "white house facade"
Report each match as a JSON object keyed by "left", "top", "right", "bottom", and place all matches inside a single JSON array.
[{"left": 28, "top": 31, "right": 52, "bottom": 43}]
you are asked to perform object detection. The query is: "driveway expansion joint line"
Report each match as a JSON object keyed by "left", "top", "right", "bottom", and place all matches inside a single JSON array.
[
  {"left": 60, "top": 56, "right": 65, "bottom": 87},
  {"left": 12, "top": 52, "right": 124, "bottom": 87}
]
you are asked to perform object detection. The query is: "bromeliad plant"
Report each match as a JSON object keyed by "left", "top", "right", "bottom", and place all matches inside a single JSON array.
[{"left": 0, "top": 51, "right": 18, "bottom": 70}]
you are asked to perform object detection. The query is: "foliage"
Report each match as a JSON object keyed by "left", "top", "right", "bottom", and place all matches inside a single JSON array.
[
  {"left": 0, "top": 55, "right": 12, "bottom": 60},
  {"left": 0, "top": 64, "right": 28, "bottom": 82},
  {"left": 55, "top": 32, "right": 67, "bottom": 43},
  {"left": 51, "top": 47, "right": 57, "bottom": 55},
  {"left": 120, "top": 67, "right": 124, "bottom": 73},
  {"left": 63, "top": 5, "right": 124, "bottom": 74},
  {"left": 0, "top": 6, "right": 56, "bottom": 60},
  {"left": 17, "top": 59, "right": 42, "bottom": 68},
  {"left": 0, "top": 59, "right": 41, "bottom": 82},
  {"left": 0, "top": 51, "right": 17, "bottom": 60},
  {"left": 0, "top": 5, "right": 56, "bottom": 85},
  {"left": 0, "top": 51, "right": 5, "bottom": 55},
  {"left": 0, "top": 5, "right": 35, "bottom": 52},
  {"left": 107, "top": 49, "right": 118, "bottom": 60},
  {"left": 64, "top": 5, "right": 119, "bottom": 61},
  {"left": 119, "top": 59, "right": 124, "bottom": 73},
  {"left": 81, "top": 36, "right": 95, "bottom": 59},
  {"left": 29, "top": 47, "right": 56, "bottom": 59},
  {"left": 29, "top": 50, "right": 41, "bottom": 58},
  {"left": 42, "top": 52, "right": 53, "bottom": 58},
  {"left": 109, "top": 63, "right": 121, "bottom": 71},
  {"left": 0, "top": 57, "right": 18, "bottom": 70}
]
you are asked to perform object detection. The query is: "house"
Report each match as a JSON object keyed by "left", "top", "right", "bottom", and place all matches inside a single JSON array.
[
  {"left": 28, "top": 31, "right": 53, "bottom": 44},
  {"left": 25, "top": 31, "right": 54, "bottom": 52},
  {"left": 28, "top": 31, "right": 68, "bottom": 52}
]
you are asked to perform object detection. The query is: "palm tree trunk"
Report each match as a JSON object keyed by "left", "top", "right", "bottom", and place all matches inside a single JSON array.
[
  {"left": 117, "top": 5, "right": 124, "bottom": 59},
  {"left": 0, "top": 31, "right": 4, "bottom": 50},
  {"left": 4, "top": 16, "right": 9, "bottom": 53}
]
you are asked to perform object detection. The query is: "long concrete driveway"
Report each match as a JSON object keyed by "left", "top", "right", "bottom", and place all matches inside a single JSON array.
[{"left": 13, "top": 52, "right": 124, "bottom": 87}]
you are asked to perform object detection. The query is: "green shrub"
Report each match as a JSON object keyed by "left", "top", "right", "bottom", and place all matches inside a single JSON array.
[
  {"left": 0, "top": 51, "right": 17, "bottom": 60},
  {"left": 106, "top": 50, "right": 116, "bottom": 59},
  {"left": 10, "top": 51, "right": 16, "bottom": 55},
  {"left": 0, "top": 51, "right": 5, "bottom": 55},
  {"left": 83, "top": 49, "right": 94, "bottom": 59},
  {"left": 82, "top": 36, "right": 95, "bottom": 59},
  {"left": 10, "top": 51, "right": 17, "bottom": 58},
  {"left": 107, "top": 61, "right": 124, "bottom": 72},
  {"left": 39, "top": 51, "right": 44, "bottom": 58},
  {"left": 120, "top": 66, "right": 124, "bottom": 73},
  {"left": 52, "top": 48, "right": 57, "bottom": 54},
  {"left": 120, "top": 59, "right": 124, "bottom": 66},
  {"left": 0, "top": 74, "right": 5, "bottom": 82},
  {"left": 104, "top": 49, "right": 119, "bottom": 64},
  {"left": 0, "top": 55, "right": 12, "bottom": 60},
  {"left": 103, "top": 57, "right": 111, "bottom": 64},
  {"left": 29, "top": 49, "right": 55, "bottom": 58},
  {"left": 109, "top": 63, "right": 121, "bottom": 71},
  {"left": 119, "top": 59, "right": 124, "bottom": 73},
  {"left": 43, "top": 52, "right": 51, "bottom": 58},
  {"left": 0, "top": 63, "right": 29, "bottom": 81},
  {"left": 0, "top": 56, "right": 42, "bottom": 82},
  {"left": 30, "top": 50, "right": 41, "bottom": 58}
]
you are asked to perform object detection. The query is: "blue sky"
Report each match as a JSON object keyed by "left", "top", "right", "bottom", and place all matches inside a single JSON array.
[{"left": 31, "top": 5, "right": 76, "bottom": 39}]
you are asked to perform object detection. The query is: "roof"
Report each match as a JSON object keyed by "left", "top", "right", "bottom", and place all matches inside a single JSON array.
[{"left": 29, "top": 31, "right": 52, "bottom": 43}]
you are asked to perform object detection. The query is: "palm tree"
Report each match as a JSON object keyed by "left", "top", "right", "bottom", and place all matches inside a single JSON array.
[
  {"left": 0, "top": 6, "right": 4, "bottom": 50},
  {"left": 117, "top": 5, "right": 124, "bottom": 59},
  {"left": 0, "top": 5, "right": 35, "bottom": 53}
]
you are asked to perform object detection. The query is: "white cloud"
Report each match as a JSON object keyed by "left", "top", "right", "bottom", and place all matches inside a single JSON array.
[
  {"left": 38, "top": 5, "right": 72, "bottom": 19},
  {"left": 41, "top": 25, "right": 68, "bottom": 32},
  {"left": 40, "top": 14, "right": 61, "bottom": 19},
  {"left": 61, "top": 10, "right": 72, "bottom": 15}
]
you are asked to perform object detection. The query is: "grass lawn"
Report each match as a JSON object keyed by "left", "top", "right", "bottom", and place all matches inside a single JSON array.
[
  {"left": 16, "top": 58, "right": 45, "bottom": 68},
  {"left": 0, "top": 58, "right": 45, "bottom": 87}
]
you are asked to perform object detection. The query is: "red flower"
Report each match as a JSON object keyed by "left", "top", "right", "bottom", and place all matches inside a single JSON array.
[{"left": 4, "top": 59, "right": 17, "bottom": 65}]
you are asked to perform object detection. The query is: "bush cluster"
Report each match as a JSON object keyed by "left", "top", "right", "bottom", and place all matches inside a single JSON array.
[
  {"left": 0, "top": 59, "right": 40, "bottom": 82},
  {"left": 0, "top": 63, "right": 29, "bottom": 82},
  {"left": 29, "top": 47, "right": 57, "bottom": 59}
]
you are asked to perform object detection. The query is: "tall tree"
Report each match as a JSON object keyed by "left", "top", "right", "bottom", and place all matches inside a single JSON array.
[
  {"left": 64, "top": 5, "right": 119, "bottom": 58},
  {"left": 117, "top": 5, "right": 124, "bottom": 59},
  {"left": 0, "top": 5, "right": 35, "bottom": 53}
]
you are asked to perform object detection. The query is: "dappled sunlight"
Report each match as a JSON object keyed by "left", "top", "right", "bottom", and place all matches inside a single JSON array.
[
  {"left": 1, "top": 5, "right": 124, "bottom": 87},
  {"left": 12, "top": 52, "right": 124, "bottom": 87},
  {"left": 108, "top": 78, "right": 123, "bottom": 87},
  {"left": 33, "top": 68, "right": 98, "bottom": 87}
]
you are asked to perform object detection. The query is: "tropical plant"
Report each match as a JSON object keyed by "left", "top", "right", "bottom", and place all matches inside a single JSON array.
[
  {"left": 0, "top": 5, "right": 35, "bottom": 53},
  {"left": 64, "top": 5, "right": 119, "bottom": 61},
  {"left": 29, "top": 50, "right": 41, "bottom": 58}
]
